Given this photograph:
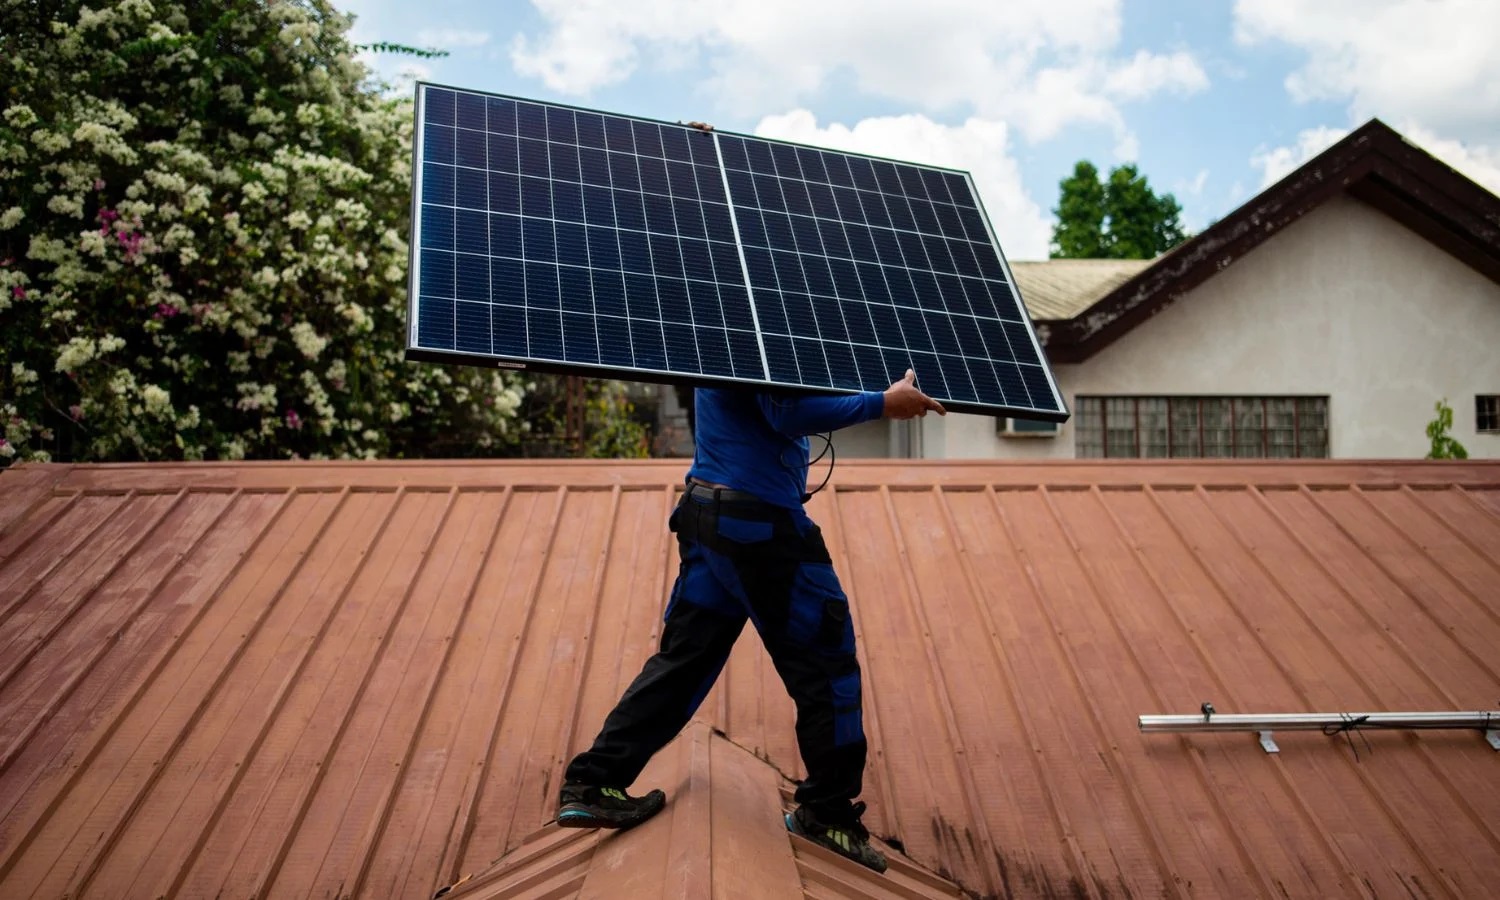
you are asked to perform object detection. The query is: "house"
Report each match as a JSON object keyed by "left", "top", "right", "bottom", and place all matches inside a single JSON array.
[
  {"left": 2, "top": 458, "right": 1497, "bottom": 897},
  {"left": 833, "top": 119, "right": 1500, "bottom": 461}
]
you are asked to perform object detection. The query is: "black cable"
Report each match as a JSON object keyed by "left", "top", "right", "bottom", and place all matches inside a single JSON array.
[
  {"left": 801, "top": 433, "right": 835, "bottom": 502},
  {"left": 781, "top": 430, "right": 835, "bottom": 503},
  {"left": 1322, "top": 713, "right": 1374, "bottom": 760}
]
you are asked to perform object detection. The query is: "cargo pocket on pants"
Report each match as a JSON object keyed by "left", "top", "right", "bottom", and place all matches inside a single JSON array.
[{"left": 830, "top": 671, "right": 864, "bottom": 747}]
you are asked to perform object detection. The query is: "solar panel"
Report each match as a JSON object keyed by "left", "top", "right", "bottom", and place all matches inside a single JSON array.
[{"left": 406, "top": 83, "right": 1068, "bottom": 421}]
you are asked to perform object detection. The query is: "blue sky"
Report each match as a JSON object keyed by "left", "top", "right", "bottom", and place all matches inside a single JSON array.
[{"left": 339, "top": 0, "right": 1500, "bottom": 260}]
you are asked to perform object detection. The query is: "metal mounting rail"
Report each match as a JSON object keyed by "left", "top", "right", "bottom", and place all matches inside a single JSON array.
[{"left": 1139, "top": 706, "right": 1500, "bottom": 754}]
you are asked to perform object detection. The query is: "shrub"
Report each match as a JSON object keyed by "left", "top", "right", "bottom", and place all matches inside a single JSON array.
[{"left": 0, "top": 0, "right": 528, "bottom": 465}]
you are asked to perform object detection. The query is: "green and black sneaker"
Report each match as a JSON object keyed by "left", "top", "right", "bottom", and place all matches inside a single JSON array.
[
  {"left": 785, "top": 801, "right": 888, "bottom": 873},
  {"left": 557, "top": 782, "right": 666, "bottom": 830}
]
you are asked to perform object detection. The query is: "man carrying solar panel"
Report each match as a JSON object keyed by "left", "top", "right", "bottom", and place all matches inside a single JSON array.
[{"left": 557, "top": 369, "right": 944, "bottom": 873}]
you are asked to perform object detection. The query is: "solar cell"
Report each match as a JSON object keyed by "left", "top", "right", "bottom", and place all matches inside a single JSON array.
[{"left": 407, "top": 83, "right": 1067, "bottom": 421}]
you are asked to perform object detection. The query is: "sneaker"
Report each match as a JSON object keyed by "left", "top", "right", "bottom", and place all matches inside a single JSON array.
[
  {"left": 557, "top": 782, "right": 666, "bottom": 830},
  {"left": 785, "top": 801, "right": 888, "bottom": 873}
]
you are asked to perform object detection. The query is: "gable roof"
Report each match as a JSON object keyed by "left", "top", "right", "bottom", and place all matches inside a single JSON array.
[
  {"left": 1035, "top": 119, "right": 1500, "bottom": 363},
  {"left": 2, "top": 458, "right": 1499, "bottom": 898}
]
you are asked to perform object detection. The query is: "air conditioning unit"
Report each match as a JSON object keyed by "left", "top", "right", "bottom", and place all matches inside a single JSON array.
[{"left": 998, "top": 417, "right": 1060, "bottom": 438}]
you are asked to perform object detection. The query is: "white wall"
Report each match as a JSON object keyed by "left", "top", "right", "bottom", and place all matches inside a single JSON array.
[{"left": 919, "top": 195, "right": 1500, "bottom": 460}]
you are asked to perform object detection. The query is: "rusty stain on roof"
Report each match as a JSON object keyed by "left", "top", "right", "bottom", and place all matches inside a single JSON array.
[{"left": 2, "top": 459, "right": 1499, "bottom": 898}]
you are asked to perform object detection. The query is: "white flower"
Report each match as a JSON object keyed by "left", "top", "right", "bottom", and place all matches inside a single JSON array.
[
  {"left": 285, "top": 210, "right": 312, "bottom": 230},
  {"left": 12, "top": 362, "right": 39, "bottom": 384},
  {"left": 3, "top": 105, "right": 39, "bottom": 128},
  {"left": 235, "top": 381, "right": 277, "bottom": 412},
  {"left": 142, "top": 384, "right": 172, "bottom": 415},
  {"left": 31, "top": 128, "right": 71, "bottom": 154},
  {"left": 0, "top": 207, "right": 23, "bottom": 230},
  {"left": 290, "top": 321, "right": 328, "bottom": 359},
  {"left": 78, "top": 230, "right": 108, "bottom": 257},
  {"left": 55, "top": 336, "right": 98, "bottom": 372},
  {"left": 46, "top": 194, "right": 83, "bottom": 217}
]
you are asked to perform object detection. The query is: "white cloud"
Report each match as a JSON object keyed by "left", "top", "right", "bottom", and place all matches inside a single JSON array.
[
  {"left": 415, "top": 28, "right": 492, "bottom": 49},
  {"left": 512, "top": 0, "right": 1207, "bottom": 150},
  {"left": 1174, "top": 169, "right": 1210, "bottom": 198},
  {"left": 1250, "top": 122, "right": 1500, "bottom": 195},
  {"left": 1397, "top": 124, "right": 1500, "bottom": 194},
  {"left": 753, "top": 110, "right": 1054, "bottom": 260},
  {"left": 1104, "top": 50, "right": 1210, "bottom": 101},
  {"left": 1250, "top": 125, "right": 1348, "bottom": 187},
  {"left": 1234, "top": 0, "right": 1500, "bottom": 141}
]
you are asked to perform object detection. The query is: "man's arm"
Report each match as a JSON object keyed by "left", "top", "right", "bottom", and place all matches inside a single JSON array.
[{"left": 758, "top": 369, "right": 946, "bottom": 436}]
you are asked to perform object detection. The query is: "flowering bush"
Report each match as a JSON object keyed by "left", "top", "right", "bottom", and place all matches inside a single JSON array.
[{"left": 0, "top": 0, "right": 530, "bottom": 464}]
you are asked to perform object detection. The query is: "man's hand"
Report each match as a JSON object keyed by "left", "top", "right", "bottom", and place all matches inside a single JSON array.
[{"left": 883, "top": 369, "right": 946, "bottom": 419}]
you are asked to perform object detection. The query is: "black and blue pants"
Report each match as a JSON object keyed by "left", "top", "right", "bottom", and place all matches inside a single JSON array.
[{"left": 564, "top": 483, "right": 867, "bottom": 822}]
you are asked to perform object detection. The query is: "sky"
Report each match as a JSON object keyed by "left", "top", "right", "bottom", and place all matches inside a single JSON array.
[{"left": 338, "top": 0, "right": 1500, "bottom": 261}]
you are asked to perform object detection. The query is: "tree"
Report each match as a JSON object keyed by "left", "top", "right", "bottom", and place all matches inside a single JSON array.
[
  {"left": 0, "top": 0, "right": 530, "bottom": 466},
  {"left": 1051, "top": 161, "right": 1107, "bottom": 258},
  {"left": 1425, "top": 399, "right": 1469, "bottom": 459},
  {"left": 1050, "top": 161, "right": 1186, "bottom": 259}
]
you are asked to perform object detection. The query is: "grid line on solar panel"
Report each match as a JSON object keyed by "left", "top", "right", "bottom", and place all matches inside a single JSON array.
[
  {"left": 720, "top": 134, "right": 1023, "bottom": 402},
  {"left": 416, "top": 97, "right": 769, "bottom": 381},
  {"left": 410, "top": 85, "right": 1064, "bottom": 418}
]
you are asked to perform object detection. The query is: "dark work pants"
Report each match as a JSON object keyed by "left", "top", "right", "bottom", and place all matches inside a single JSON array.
[{"left": 564, "top": 486, "right": 867, "bottom": 822}]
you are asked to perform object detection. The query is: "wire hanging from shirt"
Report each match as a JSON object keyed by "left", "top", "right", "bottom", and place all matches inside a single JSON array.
[{"left": 792, "top": 432, "right": 840, "bottom": 504}]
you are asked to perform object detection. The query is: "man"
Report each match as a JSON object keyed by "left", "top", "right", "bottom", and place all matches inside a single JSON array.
[{"left": 557, "top": 369, "right": 945, "bottom": 873}]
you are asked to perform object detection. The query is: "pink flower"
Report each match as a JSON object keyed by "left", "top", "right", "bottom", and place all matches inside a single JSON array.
[
  {"left": 154, "top": 303, "right": 178, "bottom": 319},
  {"left": 93, "top": 179, "right": 106, "bottom": 191},
  {"left": 98, "top": 208, "right": 118, "bottom": 226},
  {"left": 11, "top": 285, "right": 23, "bottom": 300},
  {"left": 69, "top": 405, "right": 84, "bottom": 421},
  {"left": 285, "top": 409, "right": 303, "bottom": 430}
]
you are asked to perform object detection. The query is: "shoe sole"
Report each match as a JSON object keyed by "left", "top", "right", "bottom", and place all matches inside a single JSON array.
[
  {"left": 785, "top": 812, "right": 888, "bottom": 874},
  {"left": 557, "top": 803, "right": 662, "bottom": 830}
]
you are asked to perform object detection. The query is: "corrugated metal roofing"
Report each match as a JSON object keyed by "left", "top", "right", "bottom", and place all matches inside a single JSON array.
[
  {"left": 434, "top": 720, "right": 962, "bottom": 899},
  {"left": 1009, "top": 259, "right": 1155, "bottom": 320},
  {"left": 2, "top": 459, "right": 1499, "bottom": 899}
]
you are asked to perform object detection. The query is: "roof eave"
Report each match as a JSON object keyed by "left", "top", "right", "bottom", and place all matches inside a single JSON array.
[{"left": 1039, "top": 119, "right": 1500, "bottom": 364}]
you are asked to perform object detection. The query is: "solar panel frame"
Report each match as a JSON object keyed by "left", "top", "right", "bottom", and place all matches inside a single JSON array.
[{"left": 405, "top": 83, "right": 1068, "bottom": 422}]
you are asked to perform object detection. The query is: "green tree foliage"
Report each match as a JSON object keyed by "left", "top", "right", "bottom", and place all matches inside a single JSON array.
[
  {"left": 1050, "top": 161, "right": 1187, "bottom": 259},
  {"left": 1425, "top": 398, "right": 1469, "bottom": 459},
  {"left": 1050, "top": 161, "right": 1107, "bottom": 258},
  {"left": 0, "top": 0, "right": 531, "bottom": 465}
]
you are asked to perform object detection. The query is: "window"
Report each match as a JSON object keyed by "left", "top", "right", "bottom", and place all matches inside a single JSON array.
[
  {"left": 1478, "top": 395, "right": 1500, "bottom": 433},
  {"left": 1074, "top": 396, "right": 1330, "bottom": 458},
  {"left": 998, "top": 416, "right": 1060, "bottom": 437}
]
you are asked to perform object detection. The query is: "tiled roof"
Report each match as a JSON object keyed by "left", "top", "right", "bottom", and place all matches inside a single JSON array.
[
  {"left": 2, "top": 459, "right": 1499, "bottom": 899},
  {"left": 1009, "top": 258, "right": 1155, "bottom": 320}
]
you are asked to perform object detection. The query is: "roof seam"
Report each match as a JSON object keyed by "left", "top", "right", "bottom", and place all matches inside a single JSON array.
[
  {"left": 181, "top": 488, "right": 408, "bottom": 899},
  {"left": 1035, "top": 485, "right": 1183, "bottom": 898},
  {"left": 1238, "top": 486, "right": 1465, "bottom": 896},
  {"left": 880, "top": 486, "right": 1008, "bottom": 897}
]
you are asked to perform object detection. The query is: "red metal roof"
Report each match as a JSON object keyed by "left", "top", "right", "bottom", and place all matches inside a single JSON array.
[{"left": 2, "top": 459, "right": 1498, "bottom": 898}]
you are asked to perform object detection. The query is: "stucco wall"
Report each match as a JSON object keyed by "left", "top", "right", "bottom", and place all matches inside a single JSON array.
[{"left": 914, "top": 194, "right": 1500, "bottom": 460}]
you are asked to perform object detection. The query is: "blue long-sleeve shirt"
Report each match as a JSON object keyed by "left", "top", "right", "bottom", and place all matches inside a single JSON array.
[{"left": 686, "top": 387, "right": 886, "bottom": 508}]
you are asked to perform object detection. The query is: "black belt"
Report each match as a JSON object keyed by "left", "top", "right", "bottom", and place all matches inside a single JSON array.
[{"left": 685, "top": 480, "right": 766, "bottom": 505}]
